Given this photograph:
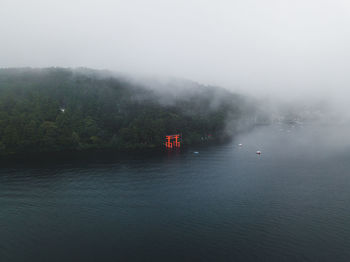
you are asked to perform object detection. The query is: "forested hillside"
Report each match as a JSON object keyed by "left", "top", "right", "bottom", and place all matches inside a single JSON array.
[{"left": 0, "top": 68, "right": 255, "bottom": 156}]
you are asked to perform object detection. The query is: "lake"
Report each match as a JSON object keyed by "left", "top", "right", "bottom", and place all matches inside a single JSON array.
[{"left": 1, "top": 123, "right": 350, "bottom": 261}]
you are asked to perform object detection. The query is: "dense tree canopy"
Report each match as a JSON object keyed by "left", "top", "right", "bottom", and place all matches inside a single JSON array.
[{"left": 0, "top": 68, "right": 253, "bottom": 156}]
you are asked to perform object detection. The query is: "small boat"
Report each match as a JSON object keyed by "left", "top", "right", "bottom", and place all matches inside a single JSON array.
[
  {"left": 256, "top": 151, "right": 261, "bottom": 155},
  {"left": 238, "top": 143, "right": 243, "bottom": 147}
]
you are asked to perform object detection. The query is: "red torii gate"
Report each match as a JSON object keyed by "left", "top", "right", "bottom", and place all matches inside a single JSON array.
[{"left": 164, "top": 134, "right": 181, "bottom": 149}]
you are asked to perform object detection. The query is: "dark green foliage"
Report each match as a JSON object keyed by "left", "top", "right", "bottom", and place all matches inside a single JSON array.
[{"left": 0, "top": 67, "right": 248, "bottom": 156}]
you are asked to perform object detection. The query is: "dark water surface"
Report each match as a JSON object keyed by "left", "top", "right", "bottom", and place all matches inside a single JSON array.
[{"left": 1, "top": 124, "right": 350, "bottom": 261}]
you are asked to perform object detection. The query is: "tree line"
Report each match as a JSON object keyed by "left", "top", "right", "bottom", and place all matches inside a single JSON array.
[{"left": 0, "top": 68, "right": 250, "bottom": 156}]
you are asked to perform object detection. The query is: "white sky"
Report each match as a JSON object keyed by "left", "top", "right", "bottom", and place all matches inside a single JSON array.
[{"left": 1, "top": 0, "right": 350, "bottom": 101}]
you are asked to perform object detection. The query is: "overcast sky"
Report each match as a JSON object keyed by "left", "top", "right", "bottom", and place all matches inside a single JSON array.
[{"left": 1, "top": 0, "right": 350, "bottom": 101}]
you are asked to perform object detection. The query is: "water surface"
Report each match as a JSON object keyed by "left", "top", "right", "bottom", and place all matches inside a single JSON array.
[{"left": 1, "top": 124, "right": 350, "bottom": 261}]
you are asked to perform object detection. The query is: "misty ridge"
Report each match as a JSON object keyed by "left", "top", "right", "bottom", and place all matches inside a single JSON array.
[
  {"left": 0, "top": 67, "right": 257, "bottom": 157},
  {"left": 69, "top": 67, "right": 344, "bottom": 124},
  {"left": 1, "top": 66, "right": 349, "bottom": 158}
]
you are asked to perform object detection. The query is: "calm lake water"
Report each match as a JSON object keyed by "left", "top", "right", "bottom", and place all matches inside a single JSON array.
[{"left": 1, "top": 123, "right": 350, "bottom": 261}]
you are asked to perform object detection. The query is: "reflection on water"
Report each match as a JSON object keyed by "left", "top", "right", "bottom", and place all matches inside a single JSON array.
[{"left": 1, "top": 124, "right": 350, "bottom": 262}]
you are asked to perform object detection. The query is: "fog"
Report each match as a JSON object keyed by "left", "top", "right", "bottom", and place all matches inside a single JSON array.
[{"left": 1, "top": 0, "right": 350, "bottom": 113}]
